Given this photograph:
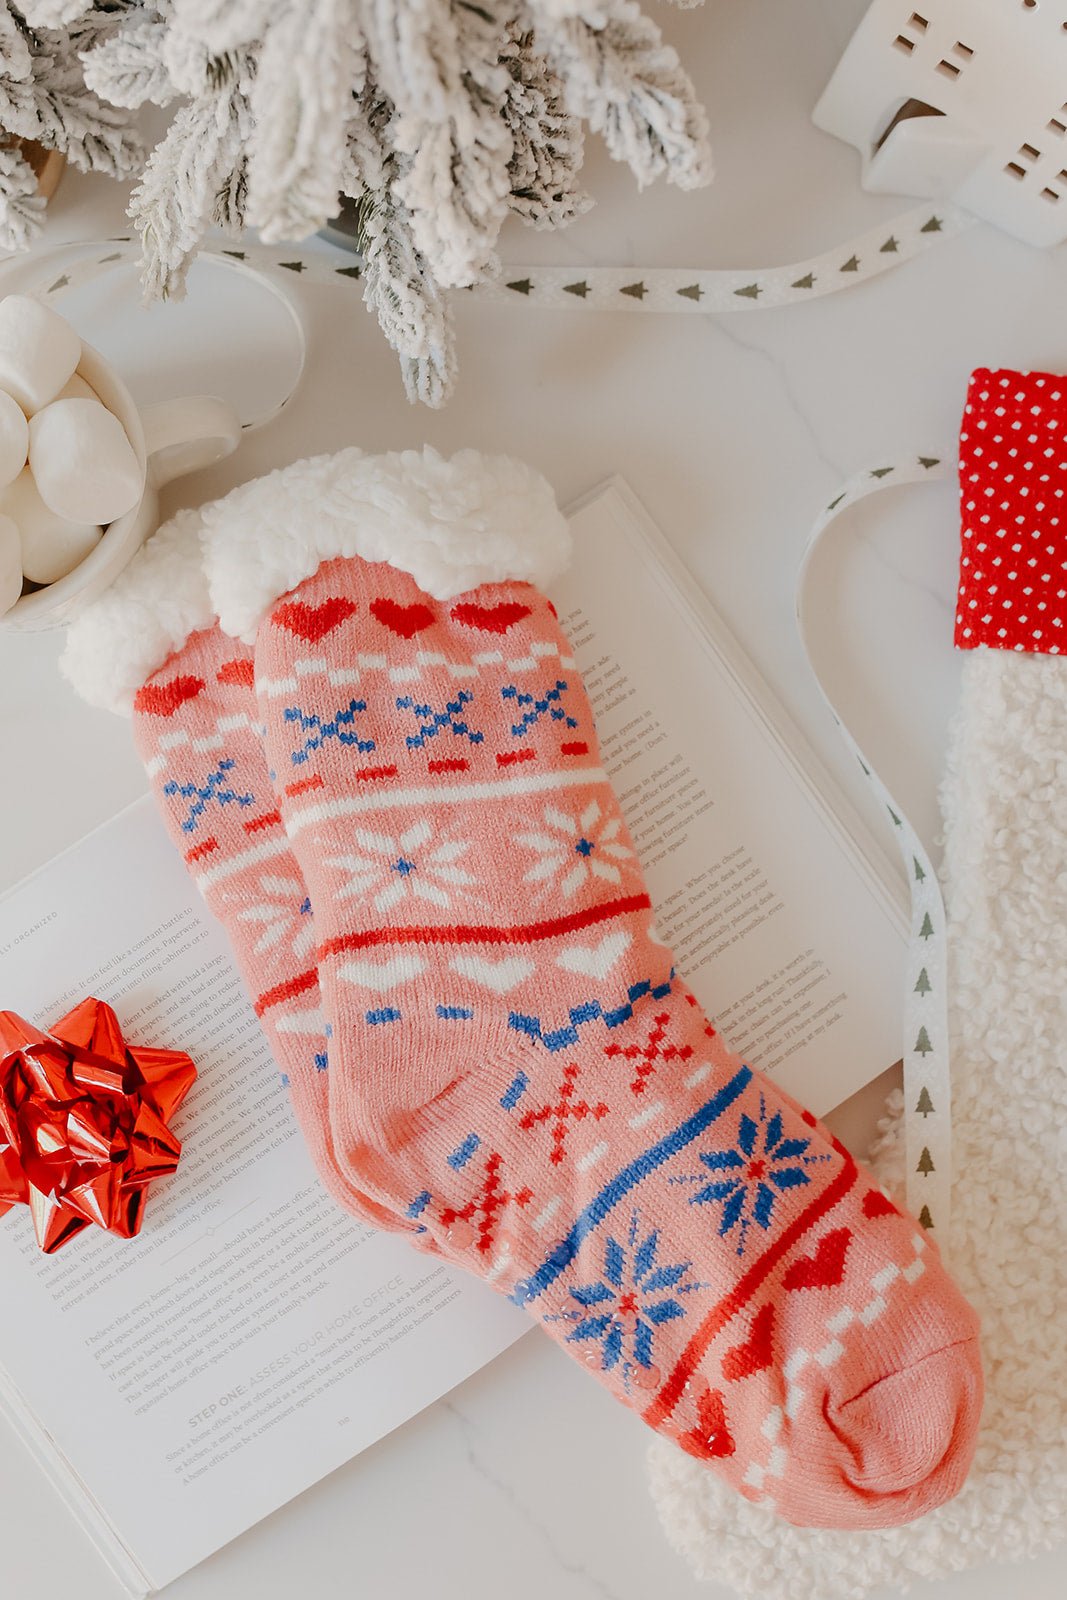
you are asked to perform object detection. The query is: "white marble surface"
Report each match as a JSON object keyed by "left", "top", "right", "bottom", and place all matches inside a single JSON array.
[{"left": 1, "top": 2, "right": 1063, "bottom": 1596}]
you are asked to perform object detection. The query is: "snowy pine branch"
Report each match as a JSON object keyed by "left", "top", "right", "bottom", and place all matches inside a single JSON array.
[
  {"left": 0, "top": 141, "right": 46, "bottom": 249},
  {"left": 128, "top": 74, "right": 251, "bottom": 297},
  {"left": 0, "top": 0, "right": 712, "bottom": 404}
]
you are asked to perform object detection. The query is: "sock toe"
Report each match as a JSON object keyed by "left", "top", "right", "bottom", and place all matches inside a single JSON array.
[{"left": 826, "top": 1334, "right": 984, "bottom": 1523}]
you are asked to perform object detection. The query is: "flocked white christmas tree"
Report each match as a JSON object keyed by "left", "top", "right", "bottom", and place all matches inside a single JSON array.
[
  {"left": 0, "top": 2, "right": 143, "bottom": 249},
  {"left": 5, "top": 1, "right": 711, "bottom": 403}
]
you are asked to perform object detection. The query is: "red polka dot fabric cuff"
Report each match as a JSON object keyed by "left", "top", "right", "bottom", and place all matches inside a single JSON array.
[{"left": 956, "top": 368, "right": 1067, "bottom": 654}]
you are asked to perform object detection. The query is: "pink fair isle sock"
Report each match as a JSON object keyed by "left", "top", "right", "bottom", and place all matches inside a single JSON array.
[
  {"left": 130, "top": 627, "right": 404, "bottom": 1235},
  {"left": 252, "top": 553, "right": 983, "bottom": 1530}
]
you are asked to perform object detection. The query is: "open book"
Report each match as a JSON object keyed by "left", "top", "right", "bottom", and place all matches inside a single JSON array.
[{"left": 0, "top": 478, "right": 906, "bottom": 1595}]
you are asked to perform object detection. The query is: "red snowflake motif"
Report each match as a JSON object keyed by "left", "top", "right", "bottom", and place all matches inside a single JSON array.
[
  {"left": 605, "top": 991, "right": 711, "bottom": 1096},
  {"left": 518, "top": 1061, "right": 610, "bottom": 1164},
  {"left": 440, "top": 1151, "right": 532, "bottom": 1255}
]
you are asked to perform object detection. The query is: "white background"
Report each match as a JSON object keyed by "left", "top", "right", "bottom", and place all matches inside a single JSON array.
[{"left": 0, "top": 2, "right": 1062, "bottom": 1596}]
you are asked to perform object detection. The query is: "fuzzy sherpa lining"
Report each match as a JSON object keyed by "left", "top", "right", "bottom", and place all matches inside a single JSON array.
[
  {"left": 647, "top": 647, "right": 1067, "bottom": 1596},
  {"left": 60, "top": 507, "right": 214, "bottom": 714},
  {"left": 60, "top": 447, "right": 571, "bottom": 714},
  {"left": 201, "top": 445, "right": 571, "bottom": 644}
]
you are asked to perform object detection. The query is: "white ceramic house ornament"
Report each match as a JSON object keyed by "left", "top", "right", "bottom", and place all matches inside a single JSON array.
[{"left": 814, "top": 1, "right": 1067, "bottom": 246}]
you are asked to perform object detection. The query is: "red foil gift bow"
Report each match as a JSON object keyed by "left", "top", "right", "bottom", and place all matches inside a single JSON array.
[{"left": 0, "top": 998, "right": 196, "bottom": 1254}]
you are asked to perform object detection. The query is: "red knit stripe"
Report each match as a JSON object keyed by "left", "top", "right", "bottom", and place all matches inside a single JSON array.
[
  {"left": 185, "top": 838, "right": 218, "bottom": 863},
  {"left": 285, "top": 774, "right": 324, "bottom": 797},
  {"left": 243, "top": 809, "right": 281, "bottom": 834},
  {"left": 354, "top": 764, "right": 398, "bottom": 782},
  {"left": 318, "top": 893, "right": 653, "bottom": 960},
  {"left": 255, "top": 968, "right": 318, "bottom": 1015},
  {"left": 496, "top": 749, "right": 536, "bottom": 767},
  {"left": 641, "top": 1139, "right": 859, "bottom": 1428},
  {"left": 428, "top": 758, "right": 470, "bottom": 774},
  {"left": 561, "top": 741, "right": 588, "bottom": 756}
]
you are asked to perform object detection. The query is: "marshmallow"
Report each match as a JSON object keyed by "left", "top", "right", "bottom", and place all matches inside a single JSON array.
[
  {"left": 28, "top": 398, "right": 142, "bottom": 527},
  {"left": 0, "top": 513, "right": 21, "bottom": 615},
  {"left": 1, "top": 468, "right": 101, "bottom": 585},
  {"left": 56, "top": 371, "right": 99, "bottom": 403},
  {"left": 0, "top": 389, "right": 28, "bottom": 488},
  {"left": 0, "top": 295, "right": 81, "bottom": 416}
]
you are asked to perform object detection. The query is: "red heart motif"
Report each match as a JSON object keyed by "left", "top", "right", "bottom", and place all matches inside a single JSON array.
[
  {"left": 783, "top": 1227, "right": 852, "bottom": 1292},
  {"left": 677, "top": 1385, "right": 736, "bottom": 1461},
  {"left": 450, "top": 601, "right": 532, "bottom": 634},
  {"left": 133, "top": 675, "right": 205, "bottom": 717},
  {"left": 216, "top": 658, "right": 255, "bottom": 688},
  {"left": 721, "top": 1303, "right": 775, "bottom": 1383},
  {"left": 862, "top": 1188, "right": 898, "bottom": 1220},
  {"left": 273, "top": 597, "right": 357, "bottom": 642},
  {"left": 370, "top": 597, "right": 435, "bottom": 639}
]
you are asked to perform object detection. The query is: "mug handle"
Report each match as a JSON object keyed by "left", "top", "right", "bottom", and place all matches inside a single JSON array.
[{"left": 141, "top": 395, "right": 242, "bottom": 489}]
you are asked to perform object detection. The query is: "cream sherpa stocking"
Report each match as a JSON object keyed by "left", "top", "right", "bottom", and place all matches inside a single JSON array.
[{"left": 647, "top": 368, "right": 1067, "bottom": 1594}]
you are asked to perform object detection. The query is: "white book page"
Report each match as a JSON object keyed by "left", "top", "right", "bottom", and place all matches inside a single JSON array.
[
  {"left": 557, "top": 479, "right": 907, "bottom": 1114},
  {"left": 0, "top": 803, "right": 529, "bottom": 1593}
]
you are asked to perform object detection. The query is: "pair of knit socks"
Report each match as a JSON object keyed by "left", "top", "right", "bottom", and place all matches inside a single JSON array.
[{"left": 64, "top": 448, "right": 982, "bottom": 1530}]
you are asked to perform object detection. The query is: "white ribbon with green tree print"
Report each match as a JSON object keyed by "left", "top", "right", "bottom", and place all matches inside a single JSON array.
[
  {"left": 17, "top": 200, "right": 971, "bottom": 340},
  {"left": 797, "top": 457, "right": 954, "bottom": 1240}
]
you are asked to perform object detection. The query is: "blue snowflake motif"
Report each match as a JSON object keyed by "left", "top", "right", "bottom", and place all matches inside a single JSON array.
[
  {"left": 673, "top": 1094, "right": 830, "bottom": 1255},
  {"left": 551, "top": 1213, "right": 703, "bottom": 1390}
]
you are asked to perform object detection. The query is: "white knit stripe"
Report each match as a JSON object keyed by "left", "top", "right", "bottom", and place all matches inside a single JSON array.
[
  {"left": 257, "top": 674, "right": 299, "bottom": 698},
  {"left": 390, "top": 660, "right": 479, "bottom": 684},
  {"left": 577, "top": 1139, "right": 610, "bottom": 1173},
  {"left": 258, "top": 644, "right": 575, "bottom": 697},
  {"left": 760, "top": 1407, "right": 783, "bottom": 1442},
  {"left": 274, "top": 1007, "right": 327, "bottom": 1036},
  {"left": 284, "top": 766, "right": 609, "bottom": 836},
  {"left": 148, "top": 712, "right": 257, "bottom": 773},
  {"left": 629, "top": 1099, "right": 665, "bottom": 1130},
  {"left": 194, "top": 833, "right": 292, "bottom": 888},
  {"left": 531, "top": 1196, "right": 563, "bottom": 1233},
  {"left": 484, "top": 1246, "right": 514, "bottom": 1284}
]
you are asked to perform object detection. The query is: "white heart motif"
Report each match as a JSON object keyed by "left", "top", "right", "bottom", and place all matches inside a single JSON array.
[
  {"left": 275, "top": 1007, "right": 327, "bottom": 1036},
  {"left": 556, "top": 930, "right": 632, "bottom": 982},
  {"left": 450, "top": 953, "right": 535, "bottom": 994},
  {"left": 339, "top": 954, "right": 427, "bottom": 992}
]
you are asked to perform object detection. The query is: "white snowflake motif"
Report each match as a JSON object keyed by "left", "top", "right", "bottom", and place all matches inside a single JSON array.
[
  {"left": 236, "top": 875, "right": 317, "bottom": 959},
  {"left": 516, "top": 799, "right": 634, "bottom": 899},
  {"left": 327, "top": 820, "right": 476, "bottom": 912}
]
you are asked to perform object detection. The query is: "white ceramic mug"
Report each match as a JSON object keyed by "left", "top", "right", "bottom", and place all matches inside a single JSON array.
[{"left": 1, "top": 341, "right": 241, "bottom": 631}]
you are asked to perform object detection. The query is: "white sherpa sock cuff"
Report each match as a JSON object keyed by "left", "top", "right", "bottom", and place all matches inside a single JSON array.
[
  {"left": 59, "top": 446, "right": 571, "bottom": 715},
  {"left": 60, "top": 506, "right": 214, "bottom": 714},
  {"left": 201, "top": 446, "right": 571, "bottom": 643}
]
